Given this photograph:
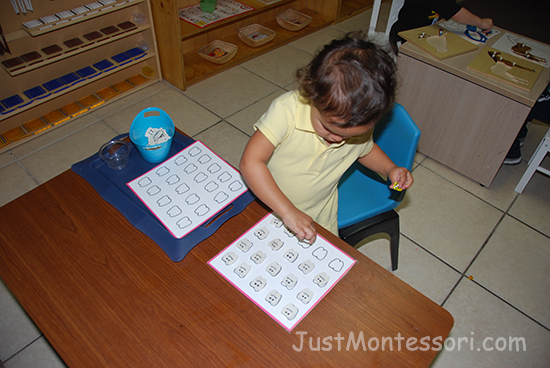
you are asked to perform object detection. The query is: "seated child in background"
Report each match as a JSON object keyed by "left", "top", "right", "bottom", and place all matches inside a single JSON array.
[
  {"left": 389, "top": 0, "right": 493, "bottom": 54},
  {"left": 239, "top": 34, "right": 414, "bottom": 244}
]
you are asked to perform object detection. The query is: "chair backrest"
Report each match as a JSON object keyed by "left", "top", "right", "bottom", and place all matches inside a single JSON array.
[
  {"left": 337, "top": 103, "right": 421, "bottom": 228},
  {"left": 372, "top": 102, "right": 420, "bottom": 171},
  {"left": 368, "top": 0, "right": 405, "bottom": 37}
]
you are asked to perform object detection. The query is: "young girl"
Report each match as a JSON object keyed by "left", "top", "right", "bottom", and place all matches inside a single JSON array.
[{"left": 240, "top": 34, "right": 413, "bottom": 244}]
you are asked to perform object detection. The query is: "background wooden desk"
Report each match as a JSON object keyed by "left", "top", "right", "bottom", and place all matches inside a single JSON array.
[
  {"left": 396, "top": 28, "right": 550, "bottom": 186},
  {"left": 0, "top": 169, "right": 453, "bottom": 367}
]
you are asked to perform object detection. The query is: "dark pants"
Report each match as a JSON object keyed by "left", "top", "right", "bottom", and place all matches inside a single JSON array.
[{"left": 512, "top": 84, "right": 550, "bottom": 148}]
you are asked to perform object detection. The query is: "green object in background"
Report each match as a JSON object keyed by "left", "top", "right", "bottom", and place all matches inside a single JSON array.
[{"left": 200, "top": 0, "right": 217, "bottom": 13}]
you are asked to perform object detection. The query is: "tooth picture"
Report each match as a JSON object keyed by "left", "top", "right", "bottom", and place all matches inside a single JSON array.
[
  {"left": 174, "top": 155, "right": 187, "bottom": 166},
  {"left": 138, "top": 177, "right": 152, "bottom": 187},
  {"left": 176, "top": 217, "right": 192, "bottom": 229},
  {"left": 175, "top": 183, "right": 190, "bottom": 195},
  {"left": 184, "top": 163, "right": 198, "bottom": 174},
  {"left": 222, "top": 252, "right": 238, "bottom": 266},
  {"left": 204, "top": 181, "right": 219, "bottom": 192},
  {"left": 228, "top": 181, "right": 243, "bottom": 192},
  {"left": 194, "top": 204, "right": 210, "bottom": 216},
  {"left": 265, "top": 262, "right": 282, "bottom": 277},
  {"left": 207, "top": 163, "right": 221, "bottom": 174},
  {"left": 214, "top": 192, "right": 229, "bottom": 203},
  {"left": 166, "top": 174, "right": 180, "bottom": 185},
  {"left": 127, "top": 141, "right": 248, "bottom": 239},
  {"left": 281, "top": 304, "right": 299, "bottom": 321},
  {"left": 265, "top": 290, "right": 282, "bottom": 306},
  {"left": 188, "top": 146, "right": 201, "bottom": 157},
  {"left": 167, "top": 206, "right": 182, "bottom": 217},
  {"left": 147, "top": 185, "right": 161, "bottom": 196},
  {"left": 157, "top": 195, "right": 171, "bottom": 207},
  {"left": 156, "top": 166, "right": 170, "bottom": 176},
  {"left": 312, "top": 247, "right": 328, "bottom": 260},
  {"left": 270, "top": 217, "right": 283, "bottom": 228},
  {"left": 328, "top": 259, "right": 344, "bottom": 272},
  {"left": 234, "top": 263, "right": 251, "bottom": 278},
  {"left": 218, "top": 172, "right": 232, "bottom": 183},
  {"left": 185, "top": 193, "right": 200, "bottom": 205},
  {"left": 198, "top": 154, "right": 211, "bottom": 164},
  {"left": 236, "top": 238, "right": 253, "bottom": 253},
  {"left": 250, "top": 276, "right": 267, "bottom": 292},
  {"left": 254, "top": 227, "right": 269, "bottom": 240},
  {"left": 194, "top": 172, "right": 208, "bottom": 183}
]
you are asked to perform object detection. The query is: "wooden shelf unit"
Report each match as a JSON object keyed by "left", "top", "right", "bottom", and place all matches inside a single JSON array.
[
  {"left": 0, "top": 0, "right": 161, "bottom": 142},
  {"left": 150, "top": 0, "right": 339, "bottom": 91},
  {"left": 337, "top": 0, "right": 374, "bottom": 22}
]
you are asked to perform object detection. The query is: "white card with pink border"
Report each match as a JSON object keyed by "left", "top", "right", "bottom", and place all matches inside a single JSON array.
[
  {"left": 209, "top": 212, "right": 356, "bottom": 331},
  {"left": 127, "top": 141, "right": 248, "bottom": 238}
]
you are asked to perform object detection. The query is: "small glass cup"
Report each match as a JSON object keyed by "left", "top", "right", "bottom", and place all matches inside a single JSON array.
[{"left": 98, "top": 140, "right": 131, "bottom": 170}]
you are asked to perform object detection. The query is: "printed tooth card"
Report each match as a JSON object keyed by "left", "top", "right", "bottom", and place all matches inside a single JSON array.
[
  {"left": 127, "top": 141, "right": 248, "bottom": 238},
  {"left": 208, "top": 213, "right": 356, "bottom": 331}
]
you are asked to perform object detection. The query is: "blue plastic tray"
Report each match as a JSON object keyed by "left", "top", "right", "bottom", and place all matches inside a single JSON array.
[{"left": 71, "top": 132, "right": 255, "bottom": 262}]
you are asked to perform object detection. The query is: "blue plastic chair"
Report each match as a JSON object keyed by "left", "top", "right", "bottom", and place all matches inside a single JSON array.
[{"left": 338, "top": 103, "right": 421, "bottom": 270}]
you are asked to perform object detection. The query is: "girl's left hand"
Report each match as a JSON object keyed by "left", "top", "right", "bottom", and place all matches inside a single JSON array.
[{"left": 388, "top": 167, "right": 414, "bottom": 191}]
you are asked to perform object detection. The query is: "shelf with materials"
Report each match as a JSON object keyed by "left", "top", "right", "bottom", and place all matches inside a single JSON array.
[
  {"left": 0, "top": 0, "right": 161, "bottom": 150},
  {"left": 150, "top": 0, "right": 339, "bottom": 91},
  {"left": 337, "top": 0, "right": 374, "bottom": 22},
  {"left": 20, "top": 0, "right": 146, "bottom": 37}
]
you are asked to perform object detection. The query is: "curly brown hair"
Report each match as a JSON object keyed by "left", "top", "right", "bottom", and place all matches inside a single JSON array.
[{"left": 297, "top": 33, "right": 397, "bottom": 128}]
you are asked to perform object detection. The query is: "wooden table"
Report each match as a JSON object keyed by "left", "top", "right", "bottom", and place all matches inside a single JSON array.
[
  {"left": 396, "top": 27, "right": 550, "bottom": 186},
  {"left": 0, "top": 166, "right": 453, "bottom": 367}
]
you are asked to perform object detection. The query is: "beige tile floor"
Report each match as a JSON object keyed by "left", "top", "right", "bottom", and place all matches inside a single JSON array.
[{"left": 1, "top": 8, "right": 550, "bottom": 368}]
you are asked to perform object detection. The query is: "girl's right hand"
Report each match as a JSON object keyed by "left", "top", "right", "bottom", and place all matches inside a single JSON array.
[{"left": 282, "top": 209, "right": 317, "bottom": 244}]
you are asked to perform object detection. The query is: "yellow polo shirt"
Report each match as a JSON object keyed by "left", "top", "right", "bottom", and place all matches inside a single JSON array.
[{"left": 254, "top": 91, "right": 373, "bottom": 235}]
